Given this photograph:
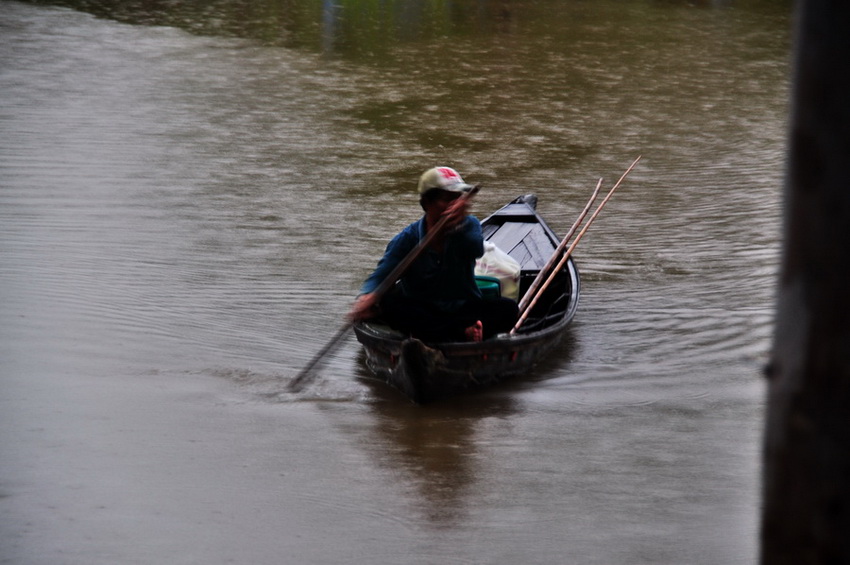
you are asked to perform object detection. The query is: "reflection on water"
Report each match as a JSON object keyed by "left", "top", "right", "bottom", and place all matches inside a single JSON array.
[
  {"left": 361, "top": 388, "right": 520, "bottom": 527},
  {"left": 2, "top": 0, "right": 788, "bottom": 563},
  {"left": 351, "top": 354, "right": 512, "bottom": 526},
  {"left": 20, "top": 0, "right": 792, "bottom": 59},
  {"left": 22, "top": 0, "right": 517, "bottom": 53}
]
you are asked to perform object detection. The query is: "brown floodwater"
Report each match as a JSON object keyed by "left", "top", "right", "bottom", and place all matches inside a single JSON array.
[{"left": 1, "top": 0, "right": 790, "bottom": 563}]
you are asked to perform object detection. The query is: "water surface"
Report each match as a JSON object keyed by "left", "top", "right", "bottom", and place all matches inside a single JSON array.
[{"left": 1, "top": 1, "right": 789, "bottom": 563}]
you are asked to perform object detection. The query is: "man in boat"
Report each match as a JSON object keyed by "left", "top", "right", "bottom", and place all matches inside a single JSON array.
[{"left": 348, "top": 167, "right": 518, "bottom": 342}]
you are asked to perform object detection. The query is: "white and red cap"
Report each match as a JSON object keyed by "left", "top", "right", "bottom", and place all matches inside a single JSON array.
[{"left": 417, "top": 167, "right": 475, "bottom": 195}]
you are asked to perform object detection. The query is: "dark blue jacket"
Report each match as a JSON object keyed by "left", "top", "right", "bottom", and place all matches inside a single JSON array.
[{"left": 360, "top": 215, "right": 484, "bottom": 312}]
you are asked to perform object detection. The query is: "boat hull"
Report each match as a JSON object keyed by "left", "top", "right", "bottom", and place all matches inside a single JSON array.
[{"left": 354, "top": 311, "right": 574, "bottom": 403}]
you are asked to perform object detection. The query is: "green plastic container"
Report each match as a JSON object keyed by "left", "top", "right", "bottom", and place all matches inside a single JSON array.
[{"left": 475, "top": 276, "right": 502, "bottom": 300}]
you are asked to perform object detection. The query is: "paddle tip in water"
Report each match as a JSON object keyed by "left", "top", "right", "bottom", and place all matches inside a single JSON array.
[
  {"left": 287, "top": 373, "right": 310, "bottom": 393},
  {"left": 286, "top": 322, "right": 354, "bottom": 393}
]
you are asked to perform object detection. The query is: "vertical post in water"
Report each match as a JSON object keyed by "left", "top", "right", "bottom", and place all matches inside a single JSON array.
[{"left": 761, "top": 1, "right": 850, "bottom": 563}]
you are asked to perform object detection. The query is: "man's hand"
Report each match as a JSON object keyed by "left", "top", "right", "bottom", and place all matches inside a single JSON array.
[
  {"left": 442, "top": 196, "right": 471, "bottom": 231},
  {"left": 348, "top": 293, "right": 379, "bottom": 321}
]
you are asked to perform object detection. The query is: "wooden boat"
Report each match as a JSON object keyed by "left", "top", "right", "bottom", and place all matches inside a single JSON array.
[{"left": 352, "top": 194, "right": 580, "bottom": 403}]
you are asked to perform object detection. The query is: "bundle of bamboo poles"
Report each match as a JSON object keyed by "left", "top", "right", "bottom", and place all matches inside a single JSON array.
[{"left": 511, "top": 155, "right": 641, "bottom": 335}]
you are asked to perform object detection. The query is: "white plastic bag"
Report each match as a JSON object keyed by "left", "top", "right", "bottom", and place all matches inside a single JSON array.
[{"left": 475, "top": 242, "right": 521, "bottom": 301}]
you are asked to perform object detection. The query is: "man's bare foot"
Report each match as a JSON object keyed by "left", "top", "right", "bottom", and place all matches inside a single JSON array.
[{"left": 464, "top": 320, "right": 483, "bottom": 342}]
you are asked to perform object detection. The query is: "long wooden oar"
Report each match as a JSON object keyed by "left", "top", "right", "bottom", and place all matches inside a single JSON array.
[
  {"left": 288, "top": 186, "right": 480, "bottom": 392},
  {"left": 510, "top": 156, "right": 641, "bottom": 334},
  {"left": 516, "top": 177, "right": 603, "bottom": 315}
]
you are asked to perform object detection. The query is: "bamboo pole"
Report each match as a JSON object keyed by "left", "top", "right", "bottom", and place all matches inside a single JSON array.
[
  {"left": 517, "top": 177, "right": 603, "bottom": 315},
  {"left": 511, "top": 156, "right": 641, "bottom": 335}
]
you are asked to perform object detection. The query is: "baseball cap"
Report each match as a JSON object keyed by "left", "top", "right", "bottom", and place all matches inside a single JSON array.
[{"left": 417, "top": 167, "right": 475, "bottom": 195}]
